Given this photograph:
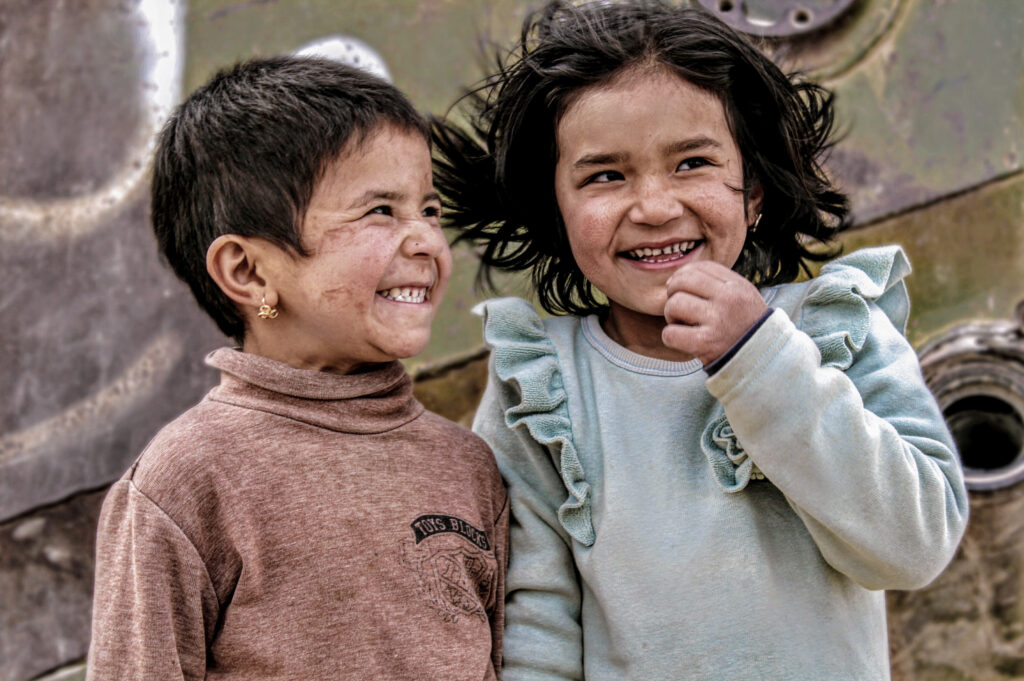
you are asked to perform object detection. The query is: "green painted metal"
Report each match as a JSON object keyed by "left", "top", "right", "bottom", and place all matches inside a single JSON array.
[{"left": 841, "top": 173, "right": 1024, "bottom": 349}]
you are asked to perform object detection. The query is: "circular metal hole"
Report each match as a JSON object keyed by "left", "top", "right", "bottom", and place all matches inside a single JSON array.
[
  {"left": 792, "top": 8, "right": 813, "bottom": 25},
  {"left": 945, "top": 394, "right": 1024, "bottom": 474},
  {"left": 920, "top": 319, "right": 1024, "bottom": 491},
  {"left": 718, "top": 0, "right": 735, "bottom": 12}
]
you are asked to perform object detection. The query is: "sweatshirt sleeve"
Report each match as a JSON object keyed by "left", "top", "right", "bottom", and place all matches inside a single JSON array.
[
  {"left": 489, "top": 491, "right": 510, "bottom": 678},
  {"left": 472, "top": 297, "right": 587, "bottom": 681},
  {"left": 705, "top": 295, "right": 969, "bottom": 591},
  {"left": 87, "top": 479, "right": 219, "bottom": 681},
  {"left": 475, "top": 375, "right": 584, "bottom": 681}
]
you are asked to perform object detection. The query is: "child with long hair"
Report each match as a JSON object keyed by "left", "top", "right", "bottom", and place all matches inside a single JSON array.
[{"left": 433, "top": 1, "right": 968, "bottom": 678}]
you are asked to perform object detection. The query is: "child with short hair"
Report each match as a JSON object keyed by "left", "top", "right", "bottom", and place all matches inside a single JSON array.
[
  {"left": 432, "top": 1, "right": 968, "bottom": 679},
  {"left": 87, "top": 56, "right": 507, "bottom": 681}
]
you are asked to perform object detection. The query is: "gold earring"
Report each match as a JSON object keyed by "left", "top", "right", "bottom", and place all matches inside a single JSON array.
[
  {"left": 257, "top": 295, "right": 278, "bottom": 320},
  {"left": 751, "top": 212, "right": 763, "bottom": 232}
]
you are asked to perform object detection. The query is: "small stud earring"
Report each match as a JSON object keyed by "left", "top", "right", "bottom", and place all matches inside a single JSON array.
[
  {"left": 257, "top": 295, "right": 278, "bottom": 320},
  {"left": 750, "top": 212, "right": 763, "bottom": 232}
]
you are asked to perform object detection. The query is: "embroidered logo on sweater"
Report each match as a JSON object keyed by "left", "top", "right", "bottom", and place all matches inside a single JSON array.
[
  {"left": 401, "top": 514, "right": 494, "bottom": 623},
  {"left": 409, "top": 514, "right": 491, "bottom": 550}
]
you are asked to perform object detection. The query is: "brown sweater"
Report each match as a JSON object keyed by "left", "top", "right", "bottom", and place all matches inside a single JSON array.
[{"left": 87, "top": 348, "right": 508, "bottom": 680}]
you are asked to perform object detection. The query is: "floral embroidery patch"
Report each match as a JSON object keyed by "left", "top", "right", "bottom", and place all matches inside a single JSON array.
[{"left": 400, "top": 514, "right": 495, "bottom": 622}]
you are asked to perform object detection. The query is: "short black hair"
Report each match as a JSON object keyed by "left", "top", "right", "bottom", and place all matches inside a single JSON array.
[
  {"left": 152, "top": 56, "right": 430, "bottom": 341},
  {"left": 433, "top": 0, "right": 849, "bottom": 316}
]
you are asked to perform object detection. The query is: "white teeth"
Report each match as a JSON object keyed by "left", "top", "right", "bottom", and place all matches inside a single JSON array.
[
  {"left": 380, "top": 287, "right": 428, "bottom": 303},
  {"left": 628, "top": 241, "right": 696, "bottom": 260}
]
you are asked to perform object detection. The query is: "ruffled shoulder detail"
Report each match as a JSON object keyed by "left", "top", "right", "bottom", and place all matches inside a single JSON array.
[
  {"left": 700, "top": 412, "right": 766, "bottom": 493},
  {"left": 799, "top": 245, "right": 912, "bottom": 371},
  {"left": 475, "top": 298, "right": 596, "bottom": 546}
]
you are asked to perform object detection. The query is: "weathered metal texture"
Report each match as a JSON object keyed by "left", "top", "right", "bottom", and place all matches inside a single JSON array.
[
  {"left": 0, "top": 492, "right": 105, "bottom": 681},
  {"left": 888, "top": 485, "right": 1024, "bottom": 680},
  {"left": 824, "top": 0, "right": 1023, "bottom": 226},
  {"left": 841, "top": 173, "right": 1024, "bottom": 347},
  {"left": 0, "top": 1, "right": 223, "bottom": 677},
  {"left": 0, "top": 0, "right": 227, "bottom": 522},
  {"left": 698, "top": 0, "right": 860, "bottom": 38}
]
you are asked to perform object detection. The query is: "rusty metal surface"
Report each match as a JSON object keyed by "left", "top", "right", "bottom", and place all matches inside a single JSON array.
[
  {"left": 840, "top": 173, "right": 1024, "bottom": 347},
  {"left": 0, "top": 0, "right": 225, "bottom": 523},
  {"left": 888, "top": 485, "right": 1024, "bottom": 680},
  {"left": 825, "top": 1, "right": 1024, "bottom": 226},
  {"left": 698, "top": 0, "right": 859, "bottom": 37},
  {"left": 0, "top": 491, "right": 105, "bottom": 681}
]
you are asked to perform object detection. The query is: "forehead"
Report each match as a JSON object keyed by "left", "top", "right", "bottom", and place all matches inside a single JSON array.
[
  {"left": 556, "top": 66, "right": 734, "bottom": 149},
  {"left": 313, "top": 124, "right": 432, "bottom": 196}
]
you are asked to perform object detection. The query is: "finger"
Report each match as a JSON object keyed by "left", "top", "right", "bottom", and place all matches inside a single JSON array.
[
  {"left": 664, "top": 289, "right": 711, "bottom": 326},
  {"left": 661, "top": 320, "right": 710, "bottom": 358},
  {"left": 666, "top": 265, "right": 732, "bottom": 300},
  {"left": 667, "top": 260, "right": 735, "bottom": 289}
]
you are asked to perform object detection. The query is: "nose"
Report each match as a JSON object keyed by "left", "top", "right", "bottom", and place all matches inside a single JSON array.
[
  {"left": 627, "top": 177, "right": 684, "bottom": 227},
  {"left": 401, "top": 218, "right": 449, "bottom": 259}
]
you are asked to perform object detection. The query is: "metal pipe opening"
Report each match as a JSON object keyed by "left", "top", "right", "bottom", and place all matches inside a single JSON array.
[{"left": 919, "top": 318, "right": 1024, "bottom": 491}]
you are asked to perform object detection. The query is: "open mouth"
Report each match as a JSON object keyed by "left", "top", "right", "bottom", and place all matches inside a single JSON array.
[
  {"left": 623, "top": 240, "right": 700, "bottom": 264},
  {"left": 378, "top": 286, "right": 429, "bottom": 304}
]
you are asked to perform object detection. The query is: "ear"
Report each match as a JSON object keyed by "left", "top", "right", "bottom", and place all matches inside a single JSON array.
[
  {"left": 206, "top": 234, "right": 276, "bottom": 310},
  {"left": 747, "top": 180, "right": 765, "bottom": 222}
]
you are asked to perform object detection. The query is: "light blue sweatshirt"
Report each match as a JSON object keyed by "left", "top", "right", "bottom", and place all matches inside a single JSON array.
[{"left": 473, "top": 246, "right": 968, "bottom": 681}]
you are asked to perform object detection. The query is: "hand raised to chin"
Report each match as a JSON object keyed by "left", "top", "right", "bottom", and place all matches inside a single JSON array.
[{"left": 661, "top": 261, "right": 767, "bottom": 367}]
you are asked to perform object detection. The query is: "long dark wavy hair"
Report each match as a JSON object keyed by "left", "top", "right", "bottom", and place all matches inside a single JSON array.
[{"left": 432, "top": 0, "right": 849, "bottom": 317}]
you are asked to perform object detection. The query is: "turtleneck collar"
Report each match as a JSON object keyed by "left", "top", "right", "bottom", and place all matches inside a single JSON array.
[{"left": 204, "top": 348, "right": 424, "bottom": 434}]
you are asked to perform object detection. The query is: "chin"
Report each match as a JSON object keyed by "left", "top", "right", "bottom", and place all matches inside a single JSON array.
[{"left": 386, "top": 337, "right": 432, "bottom": 361}]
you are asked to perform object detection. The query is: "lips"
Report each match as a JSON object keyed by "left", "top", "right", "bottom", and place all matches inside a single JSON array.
[{"left": 623, "top": 240, "right": 700, "bottom": 263}]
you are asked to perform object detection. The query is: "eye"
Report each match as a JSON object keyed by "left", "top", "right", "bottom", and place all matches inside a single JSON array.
[
  {"left": 422, "top": 204, "right": 442, "bottom": 219},
  {"left": 582, "top": 170, "right": 624, "bottom": 186},
  {"left": 366, "top": 205, "right": 393, "bottom": 217},
  {"left": 677, "top": 157, "right": 711, "bottom": 171}
]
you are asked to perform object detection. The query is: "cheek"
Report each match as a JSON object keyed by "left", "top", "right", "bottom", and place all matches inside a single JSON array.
[
  {"left": 562, "top": 199, "right": 614, "bottom": 251},
  {"left": 433, "top": 247, "right": 455, "bottom": 300}
]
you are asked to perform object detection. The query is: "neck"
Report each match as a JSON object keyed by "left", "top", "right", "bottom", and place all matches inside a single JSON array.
[{"left": 601, "top": 303, "right": 697, "bottom": 362}]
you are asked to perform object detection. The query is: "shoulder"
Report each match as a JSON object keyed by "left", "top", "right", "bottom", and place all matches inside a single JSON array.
[
  {"left": 764, "top": 245, "right": 913, "bottom": 371},
  {"left": 473, "top": 296, "right": 583, "bottom": 384},
  {"left": 472, "top": 297, "right": 581, "bottom": 420},
  {"left": 473, "top": 297, "right": 580, "bottom": 349},
  {"left": 412, "top": 410, "right": 504, "bottom": 481},
  {"left": 414, "top": 409, "right": 496, "bottom": 460},
  {"left": 127, "top": 397, "right": 249, "bottom": 526},
  {"left": 410, "top": 409, "right": 508, "bottom": 516}
]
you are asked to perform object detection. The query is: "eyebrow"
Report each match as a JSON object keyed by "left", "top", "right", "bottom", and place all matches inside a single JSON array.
[
  {"left": 354, "top": 189, "right": 405, "bottom": 206},
  {"left": 570, "top": 135, "right": 723, "bottom": 170},
  {"left": 352, "top": 190, "right": 442, "bottom": 206},
  {"left": 571, "top": 152, "right": 628, "bottom": 170},
  {"left": 664, "top": 136, "right": 722, "bottom": 155}
]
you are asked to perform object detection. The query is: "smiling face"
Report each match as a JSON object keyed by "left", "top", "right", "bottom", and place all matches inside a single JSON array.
[
  {"left": 248, "top": 125, "right": 452, "bottom": 373},
  {"left": 554, "top": 66, "right": 761, "bottom": 355}
]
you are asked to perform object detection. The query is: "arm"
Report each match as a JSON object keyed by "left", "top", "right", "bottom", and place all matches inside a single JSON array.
[
  {"left": 87, "top": 480, "right": 219, "bottom": 681},
  {"left": 489, "top": 493, "right": 510, "bottom": 677},
  {"left": 474, "top": 374, "right": 584, "bottom": 681},
  {"left": 706, "top": 305, "right": 969, "bottom": 590}
]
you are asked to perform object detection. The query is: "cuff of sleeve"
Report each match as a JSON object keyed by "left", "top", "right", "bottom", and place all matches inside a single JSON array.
[
  {"left": 705, "top": 308, "right": 797, "bottom": 402},
  {"left": 703, "top": 308, "right": 776, "bottom": 376}
]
